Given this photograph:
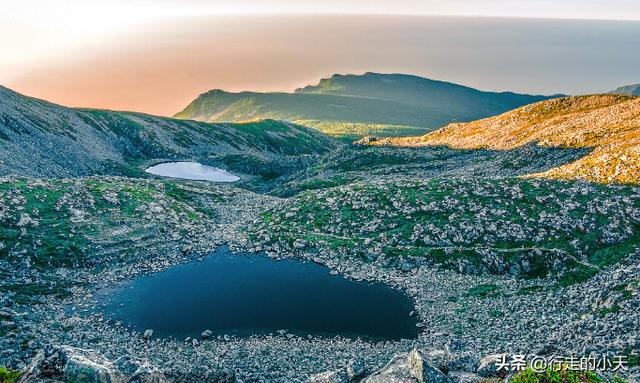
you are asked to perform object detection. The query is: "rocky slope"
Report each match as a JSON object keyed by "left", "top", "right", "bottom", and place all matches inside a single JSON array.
[
  {"left": 4, "top": 175, "right": 639, "bottom": 382},
  {"left": 174, "top": 73, "right": 555, "bottom": 139},
  {"left": 366, "top": 95, "right": 640, "bottom": 183},
  {"left": 250, "top": 177, "right": 640, "bottom": 283},
  {"left": 0, "top": 86, "right": 339, "bottom": 179}
]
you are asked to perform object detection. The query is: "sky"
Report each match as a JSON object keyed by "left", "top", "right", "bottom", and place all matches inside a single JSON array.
[{"left": 1, "top": 1, "right": 640, "bottom": 116}]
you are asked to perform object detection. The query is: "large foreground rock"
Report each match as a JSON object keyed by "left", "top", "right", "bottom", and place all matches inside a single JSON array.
[
  {"left": 363, "top": 349, "right": 452, "bottom": 383},
  {"left": 18, "top": 345, "right": 168, "bottom": 383}
]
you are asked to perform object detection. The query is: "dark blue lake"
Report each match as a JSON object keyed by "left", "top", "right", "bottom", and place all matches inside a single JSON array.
[{"left": 97, "top": 248, "right": 418, "bottom": 341}]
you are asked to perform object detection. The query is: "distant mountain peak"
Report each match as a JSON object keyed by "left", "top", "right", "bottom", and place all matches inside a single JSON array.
[
  {"left": 175, "top": 72, "right": 558, "bottom": 138},
  {"left": 609, "top": 83, "right": 640, "bottom": 96}
]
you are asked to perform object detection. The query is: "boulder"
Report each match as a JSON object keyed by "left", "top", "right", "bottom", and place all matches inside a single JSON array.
[
  {"left": 18, "top": 345, "right": 168, "bottom": 383},
  {"left": 444, "top": 352, "right": 480, "bottom": 373},
  {"left": 309, "top": 368, "right": 350, "bottom": 383},
  {"left": 346, "top": 358, "right": 366, "bottom": 381},
  {"left": 166, "top": 365, "right": 236, "bottom": 383},
  {"left": 476, "top": 354, "right": 508, "bottom": 378},
  {"left": 423, "top": 349, "right": 448, "bottom": 372},
  {"left": 143, "top": 329, "right": 154, "bottom": 340},
  {"left": 201, "top": 330, "right": 213, "bottom": 339},
  {"left": 116, "top": 356, "right": 167, "bottom": 383},
  {"left": 355, "top": 136, "right": 379, "bottom": 145},
  {"left": 18, "top": 345, "right": 116, "bottom": 383},
  {"left": 308, "top": 358, "right": 366, "bottom": 383},
  {"left": 0, "top": 309, "right": 16, "bottom": 319},
  {"left": 363, "top": 349, "right": 452, "bottom": 383}
]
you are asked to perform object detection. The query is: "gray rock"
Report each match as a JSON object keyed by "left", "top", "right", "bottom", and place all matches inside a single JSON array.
[
  {"left": 0, "top": 309, "right": 16, "bottom": 318},
  {"left": 168, "top": 366, "right": 236, "bottom": 383},
  {"left": 424, "top": 349, "right": 448, "bottom": 372},
  {"left": 363, "top": 349, "right": 452, "bottom": 383},
  {"left": 346, "top": 358, "right": 366, "bottom": 381},
  {"left": 444, "top": 352, "right": 480, "bottom": 373},
  {"left": 308, "top": 358, "right": 366, "bottom": 383},
  {"left": 18, "top": 346, "right": 114, "bottom": 383},
  {"left": 19, "top": 346, "right": 117, "bottom": 383},
  {"left": 293, "top": 239, "right": 307, "bottom": 249},
  {"left": 447, "top": 372, "right": 484, "bottom": 383},
  {"left": 309, "top": 368, "right": 350, "bottom": 383},
  {"left": 201, "top": 330, "right": 213, "bottom": 339},
  {"left": 476, "top": 354, "right": 508, "bottom": 378},
  {"left": 19, "top": 345, "right": 167, "bottom": 383},
  {"left": 116, "top": 355, "right": 168, "bottom": 383}
]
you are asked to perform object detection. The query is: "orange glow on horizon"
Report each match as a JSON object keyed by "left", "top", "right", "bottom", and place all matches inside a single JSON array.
[{"left": 3, "top": 14, "right": 640, "bottom": 116}]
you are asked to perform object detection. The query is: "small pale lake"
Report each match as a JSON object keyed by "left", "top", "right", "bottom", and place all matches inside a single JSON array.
[{"left": 145, "top": 162, "right": 240, "bottom": 182}]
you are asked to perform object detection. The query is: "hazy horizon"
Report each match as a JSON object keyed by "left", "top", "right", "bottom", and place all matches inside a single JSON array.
[{"left": 3, "top": 15, "right": 640, "bottom": 116}]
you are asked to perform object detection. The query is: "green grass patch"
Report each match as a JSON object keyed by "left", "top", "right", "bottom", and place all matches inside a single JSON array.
[
  {"left": 518, "top": 285, "right": 545, "bottom": 295},
  {"left": 0, "top": 367, "right": 20, "bottom": 383},
  {"left": 466, "top": 284, "right": 499, "bottom": 298},
  {"left": 558, "top": 266, "right": 599, "bottom": 287},
  {"left": 596, "top": 304, "right": 621, "bottom": 316},
  {"left": 613, "top": 283, "right": 634, "bottom": 300},
  {"left": 0, "top": 282, "right": 73, "bottom": 305},
  {"left": 621, "top": 347, "right": 639, "bottom": 368},
  {"left": 510, "top": 368, "right": 605, "bottom": 383},
  {"left": 489, "top": 309, "right": 503, "bottom": 318}
]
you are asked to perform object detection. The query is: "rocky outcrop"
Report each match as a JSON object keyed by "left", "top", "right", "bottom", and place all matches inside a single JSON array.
[
  {"left": 18, "top": 345, "right": 167, "bottom": 383},
  {"left": 252, "top": 176, "right": 640, "bottom": 281},
  {"left": 363, "top": 349, "right": 451, "bottom": 383},
  {"left": 310, "top": 349, "right": 452, "bottom": 383}
]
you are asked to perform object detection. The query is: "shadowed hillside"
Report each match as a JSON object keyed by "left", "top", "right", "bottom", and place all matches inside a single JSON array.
[{"left": 0, "top": 86, "right": 339, "bottom": 179}]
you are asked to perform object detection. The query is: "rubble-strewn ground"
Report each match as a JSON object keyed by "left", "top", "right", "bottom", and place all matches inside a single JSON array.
[
  {"left": 1, "top": 92, "right": 640, "bottom": 383},
  {"left": 2, "top": 168, "right": 639, "bottom": 382}
]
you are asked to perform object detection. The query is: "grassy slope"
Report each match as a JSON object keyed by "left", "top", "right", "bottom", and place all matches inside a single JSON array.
[
  {"left": 174, "top": 73, "right": 554, "bottom": 138},
  {"left": 0, "top": 176, "right": 234, "bottom": 304},
  {"left": 367, "top": 95, "right": 640, "bottom": 183}
]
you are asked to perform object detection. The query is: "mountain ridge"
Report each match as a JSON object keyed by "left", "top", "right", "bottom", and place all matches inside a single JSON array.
[
  {"left": 610, "top": 83, "right": 640, "bottom": 96},
  {"left": 174, "top": 73, "right": 558, "bottom": 138}
]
